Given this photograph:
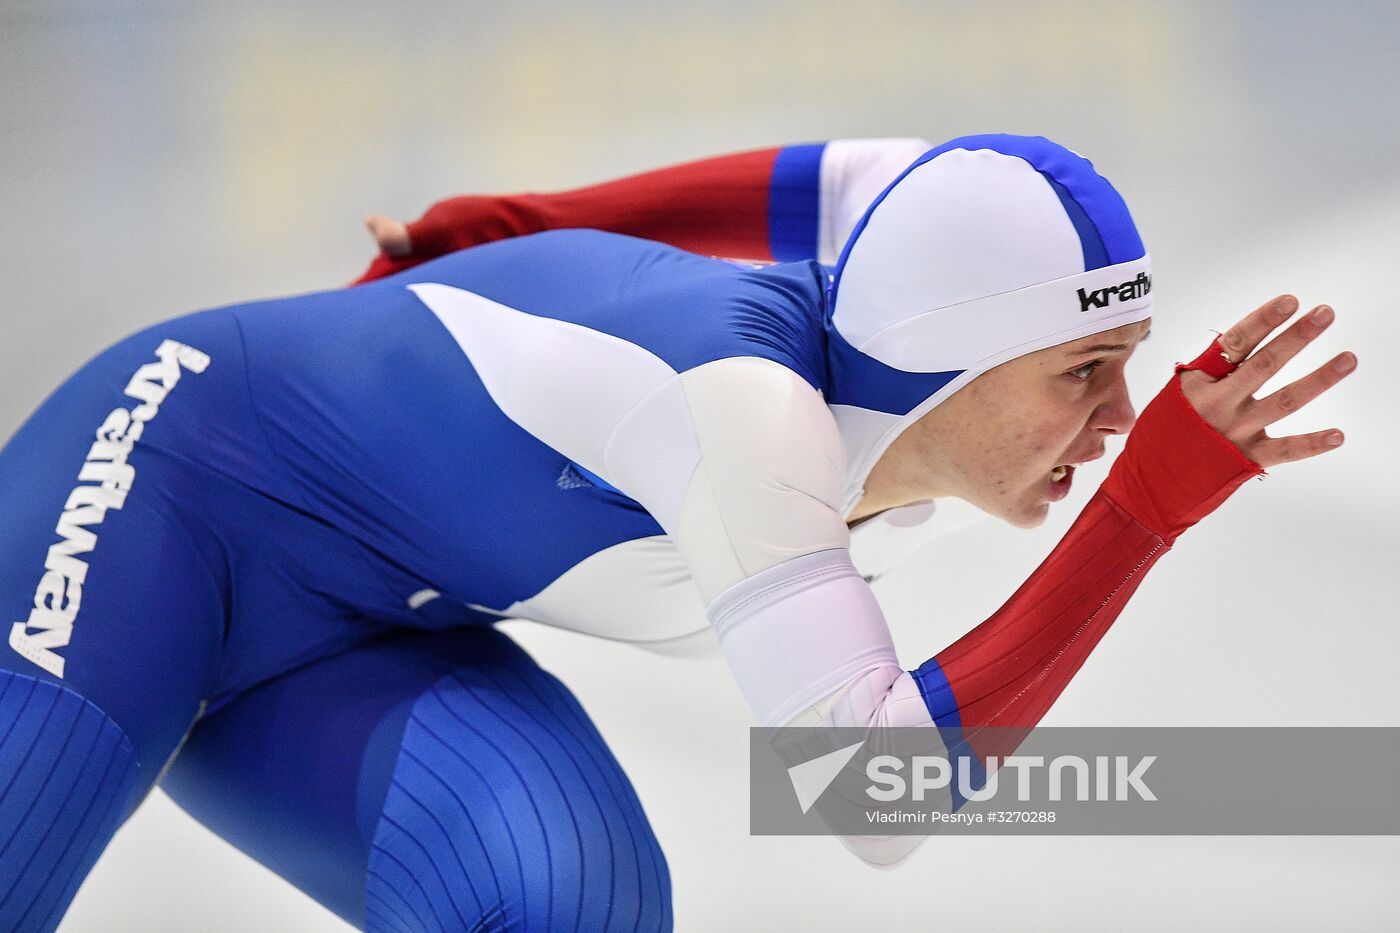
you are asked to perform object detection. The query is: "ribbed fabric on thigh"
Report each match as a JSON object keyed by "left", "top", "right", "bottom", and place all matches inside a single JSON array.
[
  {"left": 0, "top": 671, "right": 138, "bottom": 933},
  {"left": 163, "top": 626, "right": 671, "bottom": 932},
  {"left": 365, "top": 631, "right": 673, "bottom": 933},
  {"left": 162, "top": 630, "right": 457, "bottom": 927}
]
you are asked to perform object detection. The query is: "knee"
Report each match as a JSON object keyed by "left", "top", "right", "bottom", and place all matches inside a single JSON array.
[
  {"left": 0, "top": 670, "right": 140, "bottom": 933},
  {"left": 505, "top": 796, "right": 673, "bottom": 933},
  {"left": 364, "top": 650, "right": 673, "bottom": 932},
  {"left": 365, "top": 711, "right": 672, "bottom": 931},
  {"left": 367, "top": 770, "right": 672, "bottom": 932}
]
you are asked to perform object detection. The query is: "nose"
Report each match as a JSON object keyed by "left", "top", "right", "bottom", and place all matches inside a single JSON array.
[{"left": 1092, "top": 375, "right": 1137, "bottom": 435}]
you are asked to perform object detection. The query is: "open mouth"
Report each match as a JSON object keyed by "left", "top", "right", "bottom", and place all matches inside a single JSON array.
[
  {"left": 1048, "top": 449, "right": 1104, "bottom": 498},
  {"left": 1047, "top": 463, "right": 1077, "bottom": 500}
]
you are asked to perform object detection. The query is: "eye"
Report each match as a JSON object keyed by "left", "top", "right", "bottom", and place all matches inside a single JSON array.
[{"left": 1067, "top": 360, "right": 1102, "bottom": 381}]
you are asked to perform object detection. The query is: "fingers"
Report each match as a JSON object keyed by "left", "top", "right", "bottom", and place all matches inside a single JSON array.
[
  {"left": 1217, "top": 294, "right": 1299, "bottom": 367},
  {"left": 1230, "top": 304, "right": 1336, "bottom": 397},
  {"left": 1251, "top": 351, "right": 1357, "bottom": 428},
  {"left": 365, "top": 214, "right": 412, "bottom": 257},
  {"left": 1251, "top": 428, "right": 1345, "bottom": 468},
  {"left": 1201, "top": 295, "right": 1354, "bottom": 470}
]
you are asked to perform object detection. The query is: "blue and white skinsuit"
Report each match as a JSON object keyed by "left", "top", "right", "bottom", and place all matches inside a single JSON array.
[{"left": 0, "top": 135, "right": 1172, "bottom": 931}]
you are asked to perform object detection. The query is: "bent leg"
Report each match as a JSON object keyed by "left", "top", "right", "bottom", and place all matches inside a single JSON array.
[
  {"left": 0, "top": 672, "right": 139, "bottom": 932},
  {"left": 0, "top": 328, "right": 229, "bottom": 932},
  {"left": 162, "top": 626, "right": 673, "bottom": 932}
]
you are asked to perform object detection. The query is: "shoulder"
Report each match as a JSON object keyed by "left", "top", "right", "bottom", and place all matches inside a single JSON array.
[
  {"left": 622, "top": 356, "right": 848, "bottom": 601},
  {"left": 412, "top": 229, "right": 833, "bottom": 390}
]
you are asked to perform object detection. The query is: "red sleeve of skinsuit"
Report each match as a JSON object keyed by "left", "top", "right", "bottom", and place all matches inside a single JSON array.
[
  {"left": 351, "top": 144, "right": 833, "bottom": 284},
  {"left": 910, "top": 361, "right": 1264, "bottom": 759}
]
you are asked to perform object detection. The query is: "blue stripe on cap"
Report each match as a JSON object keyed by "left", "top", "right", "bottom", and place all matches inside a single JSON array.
[
  {"left": 768, "top": 144, "right": 824, "bottom": 262},
  {"left": 1043, "top": 175, "right": 1109, "bottom": 271},
  {"left": 980, "top": 134, "right": 1144, "bottom": 269},
  {"left": 830, "top": 134, "right": 1144, "bottom": 308}
]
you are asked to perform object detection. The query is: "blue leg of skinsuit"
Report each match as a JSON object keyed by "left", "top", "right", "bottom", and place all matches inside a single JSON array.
[
  {"left": 0, "top": 309, "right": 442, "bottom": 931},
  {"left": 162, "top": 625, "right": 673, "bottom": 932},
  {"left": 0, "top": 324, "right": 228, "bottom": 931}
]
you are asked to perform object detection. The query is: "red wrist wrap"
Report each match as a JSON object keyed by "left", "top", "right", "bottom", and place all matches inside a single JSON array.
[{"left": 1177, "top": 337, "right": 1238, "bottom": 379}]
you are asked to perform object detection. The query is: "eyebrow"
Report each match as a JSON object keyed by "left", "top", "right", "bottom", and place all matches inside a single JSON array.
[{"left": 1067, "top": 330, "right": 1151, "bottom": 355}]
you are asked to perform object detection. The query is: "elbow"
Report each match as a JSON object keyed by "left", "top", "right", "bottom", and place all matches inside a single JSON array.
[{"left": 837, "top": 833, "right": 927, "bottom": 870}]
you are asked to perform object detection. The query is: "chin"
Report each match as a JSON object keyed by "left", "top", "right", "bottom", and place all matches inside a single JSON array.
[
  {"left": 1003, "top": 501, "right": 1050, "bottom": 529},
  {"left": 961, "top": 488, "right": 1050, "bottom": 530}
]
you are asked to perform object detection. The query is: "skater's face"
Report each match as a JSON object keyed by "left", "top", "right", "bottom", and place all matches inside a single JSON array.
[{"left": 859, "top": 320, "right": 1151, "bottom": 528}]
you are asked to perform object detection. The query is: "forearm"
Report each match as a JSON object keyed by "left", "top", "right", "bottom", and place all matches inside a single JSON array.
[
  {"left": 913, "top": 485, "right": 1166, "bottom": 748},
  {"left": 765, "top": 490, "right": 1167, "bottom": 746},
  {"left": 355, "top": 138, "right": 932, "bottom": 282},
  {"left": 526, "top": 146, "right": 789, "bottom": 260}
]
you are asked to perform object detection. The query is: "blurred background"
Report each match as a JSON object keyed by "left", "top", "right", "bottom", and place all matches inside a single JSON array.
[{"left": 2, "top": 0, "right": 1398, "bottom": 929}]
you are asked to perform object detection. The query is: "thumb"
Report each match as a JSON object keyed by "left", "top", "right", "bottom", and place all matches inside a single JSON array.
[{"left": 365, "top": 214, "right": 412, "bottom": 257}]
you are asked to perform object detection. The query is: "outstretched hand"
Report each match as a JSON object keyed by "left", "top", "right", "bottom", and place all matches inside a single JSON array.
[{"left": 1179, "top": 294, "right": 1356, "bottom": 469}]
